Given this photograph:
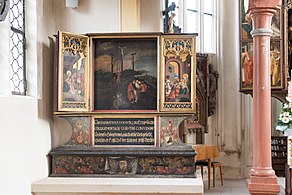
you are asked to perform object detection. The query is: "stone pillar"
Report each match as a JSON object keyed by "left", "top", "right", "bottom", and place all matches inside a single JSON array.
[{"left": 247, "top": 0, "right": 281, "bottom": 194}]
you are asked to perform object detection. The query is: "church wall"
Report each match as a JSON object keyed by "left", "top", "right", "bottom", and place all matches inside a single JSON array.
[
  {"left": 140, "top": 0, "right": 162, "bottom": 32},
  {"left": 0, "top": 2, "right": 258, "bottom": 194},
  {"left": 0, "top": 1, "right": 53, "bottom": 194},
  {"left": 52, "top": 0, "right": 120, "bottom": 34},
  {"left": 0, "top": 0, "right": 57, "bottom": 195},
  {"left": 206, "top": 0, "right": 253, "bottom": 179},
  {"left": 201, "top": 0, "right": 250, "bottom": 179},
  {"left": 212, "top": 0, "right": 282, "bottom": 179},
  {"left": 0, "top": 0, "right": 121, "bottom": 194},
  {"left": 0, "top": 96, "right": 51, "bottom": 195}
]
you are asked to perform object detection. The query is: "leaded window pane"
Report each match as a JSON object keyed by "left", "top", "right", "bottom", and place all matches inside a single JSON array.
[{"left": 9, "top": 0, "right": 26, "bottom": 95}]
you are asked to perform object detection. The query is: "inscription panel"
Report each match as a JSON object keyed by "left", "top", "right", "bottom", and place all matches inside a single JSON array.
[{"left": 94, "top": 117, "right": 156, "bottom": 146}]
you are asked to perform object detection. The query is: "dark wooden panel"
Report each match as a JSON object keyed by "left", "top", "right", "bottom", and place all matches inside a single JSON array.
[{"left": 271, "top": 136, "right": 287, "bottom": 177}]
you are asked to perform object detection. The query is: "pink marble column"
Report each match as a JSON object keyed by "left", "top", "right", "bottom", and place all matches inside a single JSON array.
[{"left": 247, "top": 1, "right": 281, "bottom": 194}]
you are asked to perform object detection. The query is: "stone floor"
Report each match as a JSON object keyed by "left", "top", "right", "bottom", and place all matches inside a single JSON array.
[{"left": 203, "top": 178, "right": 285, "bottom": 195}]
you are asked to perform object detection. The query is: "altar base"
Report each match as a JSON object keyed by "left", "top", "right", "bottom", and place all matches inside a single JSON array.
[{"left": 31, "top": 176, "right": 204, "bottom": 195}]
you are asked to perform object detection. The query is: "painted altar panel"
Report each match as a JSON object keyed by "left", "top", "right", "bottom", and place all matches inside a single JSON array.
[
  {"left": 57, "top": 31, "right": 90, "bottom": 111},
  {"left": 239, "top": 0, "right": 286, "bottom": 93},
  {"left": 239, "top": 0, "right": 289, "bottom": 97},
  {"left": 241, "top": 41, "right": 283, "bottom": 88},
  {"left": 92, "top": 35, "right": 159, "bottom": 112},
  {"left": 160, "top": 34, "right": 196, "bottom": 112}
]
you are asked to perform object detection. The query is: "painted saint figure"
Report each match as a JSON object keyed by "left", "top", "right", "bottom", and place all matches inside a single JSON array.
[
  {"left": 168, "top": 12, "right": 176, "bottom": 33},
  {"left": 165, "top": 75, "right": 173, "bottom": 97},
  {"left": 127, "top": 79, "right": 147, "bottom": 104},
  {"left": 270, "top": 48, "right": 281, "bottom": 86},
  {"left": 179, "top": 80, "right": 188, "bottom": 95},
  {"left": 242, "top": 51, "right": 253, "bottom": 87},
  {"left": 127, "top": 80, "right": 136, "bottom": 103},
  {"left": 64, "top": 70, "right": 76, "bottom": 94},
  {"left": 116, "top": 70, "right": 121, "bottom": 85},
  {"left": 182, "top": 73, "right": 190, "bottom": 94}
]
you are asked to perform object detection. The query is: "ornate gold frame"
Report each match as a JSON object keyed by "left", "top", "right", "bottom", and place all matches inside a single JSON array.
[
  {"left": 57, "top": 31, "right": 90, "bottom": 111},
  {"left": 159, "top": 34, "right": 197, "bottom": 113}
]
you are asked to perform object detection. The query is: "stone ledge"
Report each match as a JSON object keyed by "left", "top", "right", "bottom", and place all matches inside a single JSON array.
[{"left": 31, "top": 176, "right": 204, "bottom": 195}]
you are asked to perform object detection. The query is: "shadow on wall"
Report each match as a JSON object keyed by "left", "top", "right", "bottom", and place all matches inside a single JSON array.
[
  {"left": 38, "top": 36, "right": 76, "bottom": 148},
  {"left": 38, "top": 36, "right": 55, "bottom": 147}
]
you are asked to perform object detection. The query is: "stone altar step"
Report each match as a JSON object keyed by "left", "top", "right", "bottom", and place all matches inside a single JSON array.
[{"left": 31, "top": 176, "right": 204, "bottom": 195}]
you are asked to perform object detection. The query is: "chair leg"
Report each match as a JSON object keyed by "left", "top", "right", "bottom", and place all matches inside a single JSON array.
[
  {"left": 213, "top": 165, "right": 216, "bottom": 187},
  {"left": 201, "top": 166, "right": 204, "bottom": 178},
  {"left": 219, "top": 165, "right": 223, "bottom": 186}
]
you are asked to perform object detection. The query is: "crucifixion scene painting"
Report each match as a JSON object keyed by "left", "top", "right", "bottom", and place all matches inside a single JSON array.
[{"left": 94, "top": 38, "right": 158, "bottom": 111}]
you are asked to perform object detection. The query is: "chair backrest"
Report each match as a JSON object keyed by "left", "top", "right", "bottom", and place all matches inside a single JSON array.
[{"left": 193, "top": 145, "right": 219, "bottom": 161}]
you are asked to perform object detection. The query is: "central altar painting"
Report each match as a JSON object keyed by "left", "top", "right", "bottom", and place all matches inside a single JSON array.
[{"left": 94, "top": 37, "right": 158, "bottom": 111}]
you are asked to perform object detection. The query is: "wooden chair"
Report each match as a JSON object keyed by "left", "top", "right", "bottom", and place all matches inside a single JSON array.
[
  {"left": 211, "top": 161, "right": 223, "bottom": 187},
  {"left": 195, "top": 160, "right": 223, "bottom": 187}
]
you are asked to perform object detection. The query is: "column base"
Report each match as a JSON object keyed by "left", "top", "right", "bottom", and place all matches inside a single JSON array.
[{"left": 247, "top": 175, "right": 280, "bottom": 195}]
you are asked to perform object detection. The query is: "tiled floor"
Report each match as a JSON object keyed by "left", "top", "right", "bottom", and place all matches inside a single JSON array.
[{"left": 203, "top": 179, "right": 285, "bottom": 195}]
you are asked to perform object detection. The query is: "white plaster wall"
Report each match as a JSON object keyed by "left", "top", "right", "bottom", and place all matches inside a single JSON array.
[
  {"left": 140, "top": 0, "right": 162, "bottom": 32},
  {"left": 0, "top": 97, "right": 51, "bottom": 195},
  {"left": 52, "top": 0, "right": 120, "bottom": 34},
  {"left": 26, "top": 0, "right": 39, "bottom": 97},
  {"left": 241, "top": 94, "right": 253, "bottom": 177},
  {"left": 0, "top": 15, "right": 10, "bottom": 95}
]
